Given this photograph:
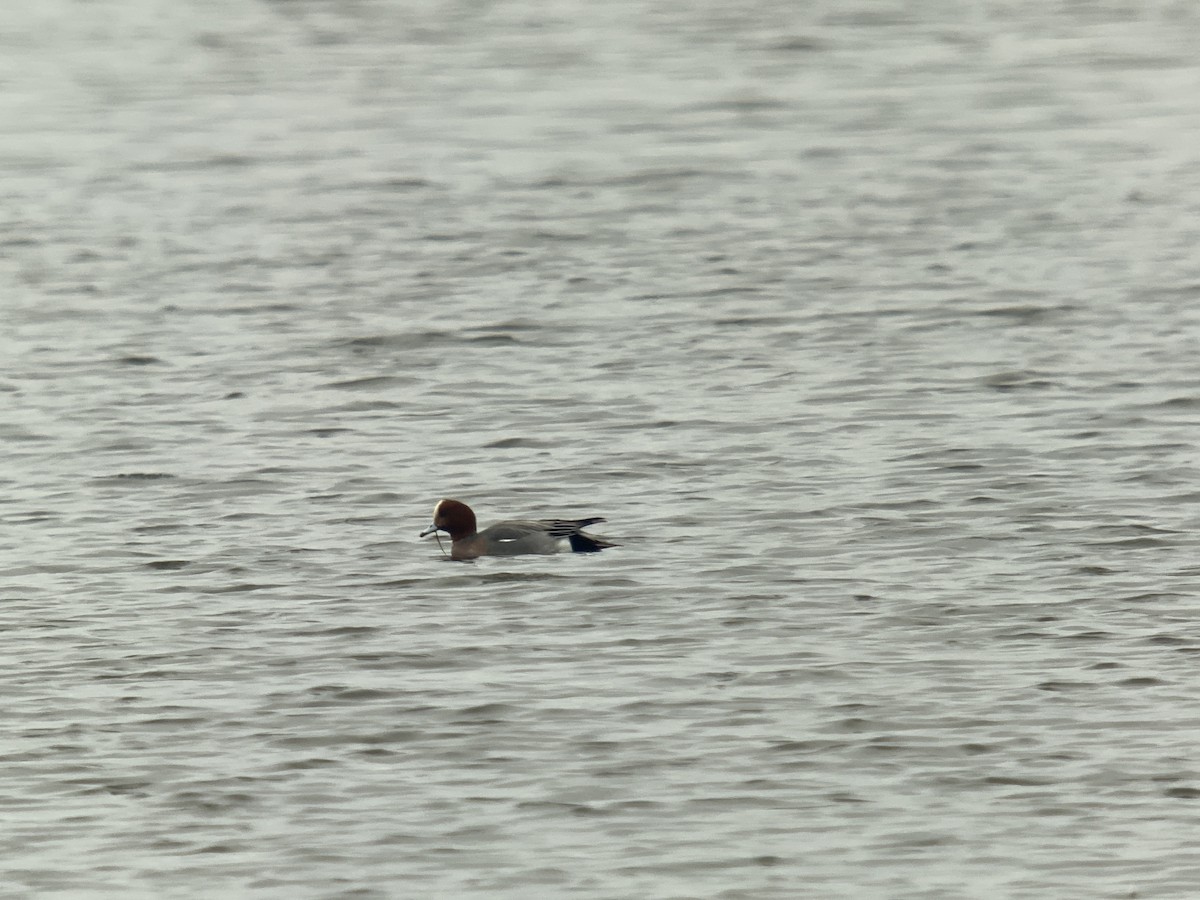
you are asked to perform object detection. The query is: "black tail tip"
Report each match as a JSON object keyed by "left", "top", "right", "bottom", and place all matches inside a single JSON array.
[{"left": 568, "top": 533, "right": 617, "bottom": 553}]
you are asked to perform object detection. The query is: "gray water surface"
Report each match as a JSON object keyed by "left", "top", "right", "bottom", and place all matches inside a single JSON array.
[{"left": 4, "top": 1, "right": 1200, "bottom": 897}]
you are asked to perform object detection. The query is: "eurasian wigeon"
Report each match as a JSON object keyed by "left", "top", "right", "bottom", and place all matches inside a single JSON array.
[{"left": 419, "top": 498, "right": 617, "bottom": 560}]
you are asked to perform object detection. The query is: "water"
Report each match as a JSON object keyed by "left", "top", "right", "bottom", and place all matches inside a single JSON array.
[{"left": 4, "top": 1, "right": 1200, "bottom": 897}]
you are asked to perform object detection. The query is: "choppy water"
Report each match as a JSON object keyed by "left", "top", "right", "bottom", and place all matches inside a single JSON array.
[{"left": 4, "top": 1, "right": 1200, "bottom": 897}]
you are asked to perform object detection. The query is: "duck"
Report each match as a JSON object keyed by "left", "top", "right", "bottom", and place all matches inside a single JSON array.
[{"left": 419, "top": 498, "right": 616, "bottom": 560}]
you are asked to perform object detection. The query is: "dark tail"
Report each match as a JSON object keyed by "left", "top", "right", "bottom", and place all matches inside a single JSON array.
[
  {"left": 569, "top": 531, "right": 618, "bottom": 553},
  {"left": 541, "top": 516, "right": 616, "bottom": 552}
]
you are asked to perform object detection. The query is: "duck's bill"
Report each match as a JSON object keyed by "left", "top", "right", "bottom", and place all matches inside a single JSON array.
[{"left": 419, "top": 524, "right": 440, "bottom": 538}]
